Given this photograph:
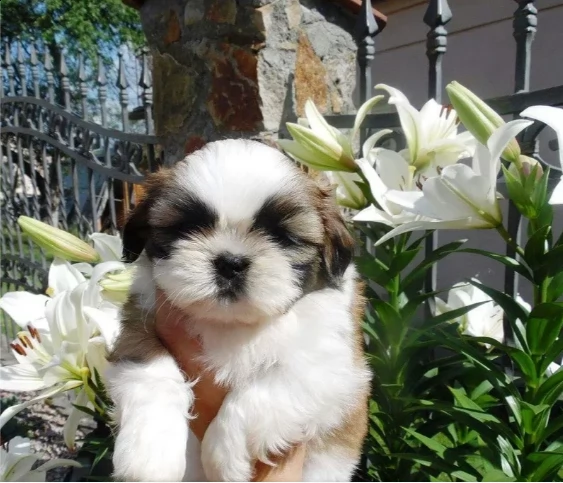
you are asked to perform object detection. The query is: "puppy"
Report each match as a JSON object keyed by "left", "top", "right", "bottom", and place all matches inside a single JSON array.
[{"left": 106, "top": 139, "right": 371, "bottom": 482}]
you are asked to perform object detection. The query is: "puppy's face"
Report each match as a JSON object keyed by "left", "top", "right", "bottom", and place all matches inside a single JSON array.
[{"left": 123, "top": 140, "right": 353, "bottom": 324}]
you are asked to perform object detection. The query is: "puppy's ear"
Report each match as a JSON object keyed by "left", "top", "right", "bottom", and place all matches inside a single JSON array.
[
  {"left": 314, "top": 173, "right": 354, "bottom": 284},
  {"left": 121, "top": 169, "right": 170, "bottom": 263}
]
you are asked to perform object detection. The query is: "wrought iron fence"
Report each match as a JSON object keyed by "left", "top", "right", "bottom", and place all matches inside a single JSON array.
[{"left": 1, "top": 42, "right": 161, "bottom": 344}]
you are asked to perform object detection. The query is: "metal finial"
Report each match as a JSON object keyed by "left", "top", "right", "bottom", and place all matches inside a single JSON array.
[
  {"left": 4, "top": 42, "right": 15, "bottom": 96},
  {"left": 4, "top": 41, "right": 12, "bottom": 66},
  {"left": 97, "top": 56, "right": 107, "bottom": 86},
  {"left": 78, "top": 51, "right": 87, "bottom": 81},
  {"left": 117, "top": 46, "right": 128, "bottom": 90},
  {"left": 354, "top": 0, "right": 379, "bottom": 46},
  {"left": 44, "top": 48, "right": 53, "bottom": 71},
  {"left": 59, "top": 49, "right": 68, "bottom": 76},
  {"left": 30, "top": 41, "right": 37, "bottom": 65},
  {"left": 423, "top": 0, "right": 452, "bottom": 28},
  {"left": 16, "top": 38, "right": 24, "bottom": 64},
  {"left": 139, "top": 46, "right": 151, "bottom": 89},
  {"left": 30, "top": 40, "right": 40, "bottom": 97},
  {"left": 513, "top": 0, "right": 537, "bottom": 93}
]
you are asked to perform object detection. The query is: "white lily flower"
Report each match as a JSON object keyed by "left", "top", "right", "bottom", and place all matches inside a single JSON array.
[
  {"left": 375, "top": 84, "right": 476, "bottom": 173},
  {"left": 373, "top": 118, "right": 533, "bottom": 246},
  {"left": 353, "top": 129, "right": 427, "bottom": 227},
  {"left": 89, "top": 232, "right": 123, "bottom": 262},
  {"left": 279, "top": 96, "right": 383, "bottom": 172},
  {"left": 435, "top": 282, "right": 503, "bottom": 348},
  {"left": 0, "top": 261, "right": 122, "bottom": 443},
  {"left": 325, "top": 171, "right": 366, "bottom": 210},
  {"left": 0, "top": 436, "right": 81, "bottom": 482},
  {"left": 520, "top": 105, "right": 563, "bottom": 204}
]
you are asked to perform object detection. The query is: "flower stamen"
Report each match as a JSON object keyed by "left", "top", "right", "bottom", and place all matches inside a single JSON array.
[
  {"left": 28, "top": 324, "right": 41, "bottom": 342},
  {"left": 10, "top": 343, "right": 26, "bottom": 356}
]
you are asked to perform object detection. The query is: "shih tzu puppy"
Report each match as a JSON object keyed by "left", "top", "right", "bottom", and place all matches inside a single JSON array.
[{"left": 106, "top": 139, "right": 371, "bottom": 482}]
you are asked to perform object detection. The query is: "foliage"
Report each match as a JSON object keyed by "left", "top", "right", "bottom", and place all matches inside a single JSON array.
[
  {"left": 281, "top": 82, "right": 563, "bottom": 481},
  {"left": 1, "top": 0, "right": 144, "bottom": 64}
]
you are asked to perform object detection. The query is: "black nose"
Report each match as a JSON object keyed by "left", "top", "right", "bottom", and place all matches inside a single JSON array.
[{"left": 214, "top": 253, "right": 250, "bottom": 280}]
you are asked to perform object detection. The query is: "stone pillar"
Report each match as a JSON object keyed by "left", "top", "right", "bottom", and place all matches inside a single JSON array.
[{"left": 134, "top": 0, "right": 358, "bottom": 164}]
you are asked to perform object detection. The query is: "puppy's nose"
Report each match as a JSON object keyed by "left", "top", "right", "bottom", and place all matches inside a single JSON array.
[{"left": 214, "top": 252, "right": 250, "bottom": 280}]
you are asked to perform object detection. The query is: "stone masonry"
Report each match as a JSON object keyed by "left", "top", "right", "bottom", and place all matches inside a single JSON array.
[{"left": 134, "top": 0, "right": 359, "bottom": 165}]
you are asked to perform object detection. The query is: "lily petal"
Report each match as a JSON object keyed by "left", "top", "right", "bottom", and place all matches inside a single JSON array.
[
  {"left": 374, "top": 218, "right": 470, "bottom": 246},
  {"left": 549, "top": 178, "right": 563, "bottom": 205},
  {"left": 0, "top": 364, "right": 45, "bottom": 392},
  {"left": 362, "top": 129, "right": 393, "bottom": 160},
  {"left": 0, "top": 292, "right": 49, "bottom": 329},
  {"left": 83, "top": 306, "right": 120, "bottom": 351},
  {"left": 89, "top": 233, "right": 123, "bottom": 262},
  {"left": 520, "top": 105, "right": 563, "bottom": 170},
  {"left": 353, "top": 205, "right": 393, "bottom": 225},
  {"left": 48, "top": 258, "right": 86, "bottom": 295},
  {"left": 375, "top": 84, "right": 421, "bottom": 163},
  {"left": 63, "top": 388, "right": 90, "bottom": 449},
  {"left": 0, "top": 381, "right": 82, "bottom": 430},
  {"left": 353, "top": 95, "right": 384, "bottom": 141},
  {"left": 487, "top": 119, "right": 533, "bottom": 167}
]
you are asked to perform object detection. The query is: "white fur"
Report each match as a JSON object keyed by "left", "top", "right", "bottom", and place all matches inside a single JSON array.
[
  {"left": 107, "top": 356, "right": 195, "bottom": 481},
  {"left": 198, "top": 266, "right": 370, "bottom": 481},
  {"left": 108, "top": 140, "right": 370, "bottom": 481}
]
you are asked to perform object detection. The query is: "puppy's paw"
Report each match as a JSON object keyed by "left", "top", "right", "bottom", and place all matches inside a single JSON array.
[
  {"left": 112, "top": 423, "right": 187, "bottom": 482},
  {"left": 201, "top": 417, "right": 252, "bottom": 482}
]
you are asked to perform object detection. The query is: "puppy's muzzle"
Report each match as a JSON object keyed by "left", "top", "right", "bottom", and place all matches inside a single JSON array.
[{"left": 214, "top": 252, "right": 250, "bottom": 297}]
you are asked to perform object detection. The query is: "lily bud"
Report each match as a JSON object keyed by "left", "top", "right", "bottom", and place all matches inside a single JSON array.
[
  {"left": 446, "top": 81, "right": 522, "bottom": 163},
  {"left": 18, "top": 216, "right": 100, "bottom": 263},
  {"left": 279, "top": 100, "right": 358, "bottom": 172},
  {"left": 99, "top": 270, "right": 132, "bottom": 304},
  {"left": 509, "top": 155, "right": 544, "bottom": 180}
]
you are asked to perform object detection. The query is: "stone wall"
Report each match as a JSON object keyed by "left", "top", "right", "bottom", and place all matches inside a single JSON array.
[{"left": 136, "top": 0, "right": 359, "bottom": 165}]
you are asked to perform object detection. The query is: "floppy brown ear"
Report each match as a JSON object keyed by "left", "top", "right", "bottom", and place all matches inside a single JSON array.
[
  {"left": 121, "top": 169, "right": 170, "bottom": 263},
  {"left": 313, "top": 173, "right": 354, "bottom": 284}
]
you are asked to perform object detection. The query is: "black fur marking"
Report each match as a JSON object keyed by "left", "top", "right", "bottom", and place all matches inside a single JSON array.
[
  {"left": 252, "top": 196, "right": 306, "bottom": 248},
  {"left": 146, "top": 197, "right": 218, "bottom": 261}
]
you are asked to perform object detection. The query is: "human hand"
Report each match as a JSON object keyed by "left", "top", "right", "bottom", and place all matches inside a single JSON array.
[{"left": 154, "top": 290, "right": 306, "bottom": 482}]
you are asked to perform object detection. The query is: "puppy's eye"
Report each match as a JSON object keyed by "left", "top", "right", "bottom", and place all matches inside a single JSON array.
[
  {"left": 163, "top": 199, "right": 217, "bottom": 236},
  {"left": 265, "top": 225, "right": 302, "bottom": 247}
]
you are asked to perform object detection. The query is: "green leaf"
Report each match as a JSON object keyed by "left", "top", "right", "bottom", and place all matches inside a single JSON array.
[
  {"left": 355, "top": 254, "right": 391, "bottom": 287},
  {"left": 402, "top": 428, "right": 448, "bottom": 458},
  {"left": 526, "top": 303, "right": 563, "bottom": 355},
  {"left": 535, "top": 369, "right": 563, "bottom": 407},
  {"left": 526, "top": 451, "right": 563, "bottom": 481},
  {"left": 405, "top": 302, "right": 489, "bottom": 346},
  {"left": 519, "top": 401, "right": 551, "bottom": 435},
  {"left": 388, "top": 248, "right": 420, "bottom": 277},
  {"left": 455, "top": 248, "right": 532, "bottom": 280},
  {"left": 537, "top": 245, "right": 563, "bottom": 278},
  {"left": 502, "top": 165, "right": 535, "bottom": 218},
  {"left": 72, "top": 404, "right": 100, "bottom": 420},
  {"left": 481, "top": 469, "right": 516, "bottom": 482},
  {"left": 524, "top": 224, "right": 551, "bottom": 269},
  {"left": 531, "top": 166, "right": 552, "bottom": 212},
  {"left": 448, "top": 387, "right": 501, "bottom": 423},
  {"left": 403, "top": 240, "right": 467, "bottom": 290},
  {"left": 547, "top": 271, "right": 563, "bottom": 302}
]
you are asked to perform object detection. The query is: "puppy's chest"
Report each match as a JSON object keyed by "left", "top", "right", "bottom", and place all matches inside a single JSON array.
[{"left": 194, "top": 316, "right": 300, "bottom": 387}]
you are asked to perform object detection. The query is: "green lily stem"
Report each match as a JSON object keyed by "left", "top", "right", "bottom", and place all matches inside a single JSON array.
[{"left": 495, "top": 223, "right": 525, "bottom": 258}]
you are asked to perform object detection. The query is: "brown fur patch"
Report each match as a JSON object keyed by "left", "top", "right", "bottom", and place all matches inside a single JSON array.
[
  {"left": 108, "top": 297, "right": 167, "bottom": 364},
  {"left": 310, "top": 277, "right": 370, "bottom": 460}
]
